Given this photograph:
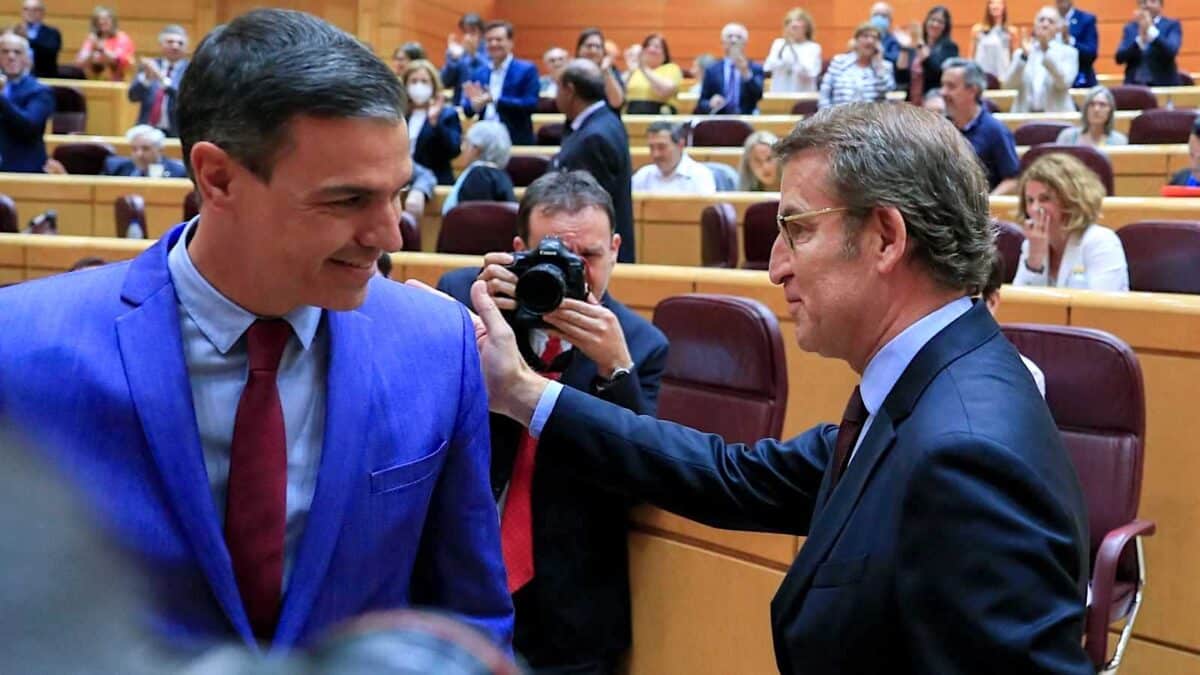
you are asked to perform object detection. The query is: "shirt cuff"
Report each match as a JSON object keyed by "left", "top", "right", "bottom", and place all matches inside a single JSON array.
[
  {"left": 528, "top": 380, "right": 564, "bottom": 439},
  {"left": 1147, "top": 25, "right": 1160, "bottom": 43}
]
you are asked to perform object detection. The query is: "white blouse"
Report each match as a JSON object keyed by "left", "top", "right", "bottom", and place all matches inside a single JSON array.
[
  {"left": 764, "top": 38, "right": 822, "bottom": 93},
  {"left": 1012, "top": 224, "right": 1129, "bottom": 291}
]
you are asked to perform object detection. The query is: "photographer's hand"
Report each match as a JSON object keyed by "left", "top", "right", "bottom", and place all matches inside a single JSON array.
[
  {"left": 543, "top": 295, "right": 633, "bottom": 379},
  {"left": 476, "top": 252, "right": 519, "bottom": 311}
]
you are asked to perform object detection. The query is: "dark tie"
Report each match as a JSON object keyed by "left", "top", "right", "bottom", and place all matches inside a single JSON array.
[
  {"left": 724, "top": 61, "right": 741, "bottom": 111},
  {"left": 828, "top": 386, "right": 869, "bottom": 489},
  {"left": 225, "top": 319, "right": 291, "bottom": 641}
]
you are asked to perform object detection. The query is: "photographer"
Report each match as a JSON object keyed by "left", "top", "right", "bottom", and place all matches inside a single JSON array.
[{"left": 436, "top": 170, "right": 668, "bottom": 675}]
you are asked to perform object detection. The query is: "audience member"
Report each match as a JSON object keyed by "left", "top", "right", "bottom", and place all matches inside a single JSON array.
[
  {"left": 695, "top": 23, "right": 764, "bottom": 115},
  {"left": 737, "top": 130, "right": 780, "bottom": 191},
  {"left": 980, "top": 253, "right": 1046, "bottom": 396},
  {"left": 632, "top": 121, "right": 717, "bottom": 195},
  {"left": 390, "top": 41, "right": 425, "bottom": 76},
  {"left": 1115, "top": 0, "right": 1181, "bottom": 86},
  {"left": 972, "top": 0, "right": 1017, "bottom": 80},
  {"left": 1013, "top": 153, "right": 1129, "bottom": 291},
  {"left": 442, "top": 12, "right": 487, "bottom": 102},
  {"left": 869, "top": 2, "right": 915, "bottom": 89},
  {"left": 436, "top": 170, "right": 668, "bottom": 675},
  {"left": 1056, "top": 86, "right": 1128, "bottom": 146},
  {"left": 73, "top": 5, "right": 133, "bottom": 81},
  {"left": 621, "top": 42, "right": 640, "bottom": 79},
  {"left": 101, "top": 125, "right": 187, "bottom": 177},
  {"left": 764, "top": 8, "right": 822, "bottom": 93},
  {"left": 1057, "top": 0, "right": 1099, "bottom": 87},
  {"left": 20, "top": 0, "right": 59, "bottom": 78},
  {"left": 0, "top": 31, "right": 53, "bottom": 173},
  {"left": 1003, "top": 7, "right": 1078, "bottom": 113},
  {"left": 623, "top": 33, "right": 681, "bottom": 114},
  {"left": 461, "top": 21, "right": 540, "bottom": 146},
  {"left": 575, "top": 28, "right": 625, "bottom": 110},
  {"left": 128, "top": 24, "right": 189, "bottom": 138},
  {"left": 403, "top": 59, "right": 461, "bottom": 185},
  {"left": 539, "top": 46, "right": 567, "bottom": 97},
  {"left": 552, "top": 58, "right": 635, "bottom": 263},
  {"left": 1167, "top": 119, "right": 1200, "bottom": 187},
  {"left": 917, "top": 5, "right": 959, "bottom": 94},
  {"left": 922, "top": 87, "right": 946, "bottom": 115},
  {"left": 403, "top": 161, "right": 438, "bottom": 220},
  {"left": 942, "top": 57, "right": 1019, "bottom": 194},
  {"left": 818, "top": 23, "right": 894, "bottom": 110},
  {"left": 442, "top": 120, "right": 516, "bottom": 214}
]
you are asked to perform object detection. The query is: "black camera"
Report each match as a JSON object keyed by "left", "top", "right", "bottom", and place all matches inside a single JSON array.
[{"left": 504, "top": 236, "right": 588, "bottom": 329}]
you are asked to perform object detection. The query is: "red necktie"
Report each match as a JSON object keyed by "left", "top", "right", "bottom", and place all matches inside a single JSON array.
[
  {"left": 225, "top": 319, "right": 291, "bottom": 641},
  {"left": 500, "top": 336, "right": 563, "bottom": 593},
  {"left": 147, "top": 62, "right": 172, "bottom": 128},
  {"left": 828, "top": 386, "right": 868, "bottom": 490}
]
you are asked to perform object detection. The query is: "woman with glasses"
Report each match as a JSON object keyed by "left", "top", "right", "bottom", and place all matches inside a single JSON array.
[
  {"left": 575, "top": 28, "right": 625, "bottom": 110},
  {"left": 1055, "top": 86, "right": 1128, "bottom": 147}
]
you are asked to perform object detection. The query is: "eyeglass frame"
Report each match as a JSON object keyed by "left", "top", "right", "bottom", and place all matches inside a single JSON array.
[{"left": 776, "top": 206, "right": 853, "bottom": 250}]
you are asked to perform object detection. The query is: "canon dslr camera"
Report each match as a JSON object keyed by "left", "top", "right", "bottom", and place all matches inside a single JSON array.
[{"left": 504, "top": 236, "right": 588, "bottom": 329}]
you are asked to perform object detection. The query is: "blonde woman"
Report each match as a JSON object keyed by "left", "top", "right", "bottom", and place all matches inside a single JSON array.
[
  {"left": 764, "top": 8, "right": 822, "bottom": 93},
  {"left": 737, "top": 131, "right": 780, "bottom": 191},
  {"left": 74, "top": 6, "right": 134, "bottom": 81}
]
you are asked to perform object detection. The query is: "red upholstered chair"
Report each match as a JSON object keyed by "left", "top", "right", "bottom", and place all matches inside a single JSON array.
[
  {"left": 1179, "top": 73, "right": 1195, "bottom": 86},
  {"left": 437, "top": 201, "right": 519, "bottom": 255},
  {"left": 399, "top": 211, "right": 421, "bottom": 252},
  {"left": 536, "top": 97, "right": 559, "bottom": 114},
  {"left": 1115, "top": 220, "right": 1200, "bottom": 294},
  {"left": 1127, "top": 109, "right": 1198, "bottom": 145},
  {"left": 699, "top": 203, "right": 738, "bottom": 268},
  {"left": 182, "top": 190, "right": 200, "bottom": 221},
  {"left": 113, "top": 194, "right": 146, "bottom": 238},
  {"left": 536, "top": 122, "right": 564, "bottom": 146},
  {"left": 741, "top": 199, "right": 779, "bottom": 270},
  {"left": 651, "top": 294, "right": 788, "bottom": 443},
  {"left": 790, "top": 99, "right": 818, "bottom": 115},
  {"left": 1014, "top": 121, "right": 1073, "bottom": 146},
  {"left": 1109, "top": 85, "right": 1158, "bottom": 111},
  {"left": 982, "top": 98, "right": 1000, "bottom": 114},
  {"left": 1019, "top": 144, "right": 1114, "bottom": 195},
  {"left": 51, "top": 86, "right": 87, "bottom": 134},
  {"left": 0, "top": 194, "right": 17, "bottom": 233},
  {"left": 991, "top": 218, "right": 1025, "bottom": 283},
  {"left": 55, "top": 64, "right": 86, "bottom": 79},
  {"left": 52, "top": 142, "right": 114, "bottom": 175},
  {"left": 505, "top": 155, "right": 550, "bottom": 187},
  {"left": 985, "top": 72, "right": 1001, "bottom": 90},
  {"left": 691, "top": 119, "right": 754, "bottom": 147},
  {"left": 1000, "top": 325, "right": 1153, "bottom": 673}
]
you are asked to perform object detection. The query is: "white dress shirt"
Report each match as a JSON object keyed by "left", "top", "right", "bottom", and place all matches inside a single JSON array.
[
  {"left": 486, "top": 54, "right": 513, "bottom": 121},
  {"left": 631, "top": 152, "right": 717, "bottom": 195},
  {"left": 408, "top": 108, "right": 427, "bottom": 156},
  {"left": 764, "top": 38, "right": 822, "bottom": 93},
  {"left": 1012, "top": 224, "right": 1130, "bottom": 291}
]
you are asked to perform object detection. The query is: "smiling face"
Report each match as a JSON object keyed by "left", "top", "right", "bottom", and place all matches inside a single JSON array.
[
  {"left": 485, "top": 26, "right": 513, "bottom": 64},
  {"left": 925, "top": 10, "right": 947, "bottom": 41},
  {"left": 647, "top": 129, "right": 684, "bottom": 175},
  {"left": 129, "top": 133, "right": 163, "bottom": 171},
  {"left": 578, "top": 34, "right": 605, "bottom": 63},
  {"left": 854, "top": 29, "right": 880, "bottom": 61},
  {"left": 519, "top": 205, "right": 620, "bottom": 299},
  {"left": 641, "top": 37, "right": 665, "bottom": 68},
  {"left": 785, "top": 18, "right": 809, "bottom": 42},
  {"left": 160, "top": 33, "right": 188, "bottom": 61},
  {"left": 1022, "top": 179, "right": 1067, "bottom": 239},
  {"left": 94, "top": 10, "right": 114, "bottom": 35},
  {"left": 21, "top": 0, "right": 44, "bottom": 25},
  {"left": 1034, "top": 8, "right": 1060, "bottom": 41},
  {"left": 988, "top": 0, "right": 1006, "bottom": 22}
]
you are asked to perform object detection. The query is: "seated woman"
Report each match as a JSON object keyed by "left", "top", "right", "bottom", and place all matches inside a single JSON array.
[
  {"left": 737, "top": 131, "right": 781, "bottom": 191},
  {"left": 764, "top": 8, "right": 822, "bottom": 93},
  {"left": 74, "top": 6, "right": 134, "bottom": 81},
  {"left": 1012, "top": 153, "right": 1129, "bottom": 291},
  {"left": 1056, "top": 87, "right": 1128, "bottom": 147},
  {"left": 818, "top": 23, "right": 894, "bottom": 110},
  {"left": 624, "top": 33, "right": 682, "bottom": 114},
  {"left": 1002, "top": 6, "right": 1077, "bottom": 113},
  {"left": 442, "top": 121, "right": 516, "bottom": 214},
  {"left": 403, "top": 59, "right": 461, "bottom": 185},
  {"left": 1167, "top": 119, "right": 1200, "bottom": 187}
]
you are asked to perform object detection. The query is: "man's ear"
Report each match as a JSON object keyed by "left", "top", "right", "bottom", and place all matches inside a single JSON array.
[
  {"left": 610, "top": 233, "right": 622, "bottom": 258},
  {"left": 189, "top": 141, "right": 237, "bottom": 210},
  {"left": 512, "top": 236, "right": 527, "bottom": 252},
  {"left": 873, "top": 206, "right": 909, "bottom": 274}
]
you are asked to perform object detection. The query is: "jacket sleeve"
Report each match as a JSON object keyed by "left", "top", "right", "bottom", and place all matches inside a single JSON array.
[
  {"left": 592, "top": 326, "right": 668, "bottom": 417},
  {"left": 496, "top": 63, "right": 540, "bottom": 114},
  {"left": 0, "top": 85, "right": 55, "bottom": 139},
  {"left": 430, "top": 107, "right": 463, "bottom": 161},
  {"left": 1075, "top": 14, "right": 1098, "bottom": 61},
  {"left": 740, "top": 62, "right": 765, "bottom": 110},
  {"left": 694, "top": 68, "right": 715, "bottom": 114},
  {"left": 127, "top": 75, "right": 151, "bottom": 103},
  {"left": 1115, "top": 22, "right": 1138, "bottom": 65},
  {"left": 1149, "top": 19, "right": 1182, "bottom": 59}
]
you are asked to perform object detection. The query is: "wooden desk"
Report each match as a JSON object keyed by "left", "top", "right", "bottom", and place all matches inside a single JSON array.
[
  {"left": 682, "top": 90, "right": 908, "bottom": 115},
  {"left": 984, "top": 86, "right": 1200, "bottom": 113},
  {"left": 41, "top": 78, "right": 141, "bottom": 137},
  {"left": 0, "top": 174, "right": 191, "bottom": 238},
  {"left": 45, "top": 134, "right": 185, "bottom": 161}
]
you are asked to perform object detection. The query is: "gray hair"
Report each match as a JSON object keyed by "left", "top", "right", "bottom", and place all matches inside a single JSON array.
[
  {"left": 647, "top": 120, "right": 686, "bottom": 144},
  {"left": 774, "top": 102, "right": 994, "bottom": 294},
  {"left": 158, "top": 24, "right": 188, "bottom": 43},
  {"left": 941, "top": 57, "right": 987, "bottom": 101},
  {"left": 465, "top": 120, "right": 512, "bottom": 166},
  {"left": 738, "top": 130, "right": 780, "bottom": 191},
  {"left": 1078, "top": 86, "right": 1116, "bottom": 136},
  {"left": 125, "top": 124, "right": 166, "bottom": 147},
  {"left": 0, "top": 31, "right": 33, "bottom": 71},
  {"left": 517, "top": 170, "right": 615, "bottom": 240}
]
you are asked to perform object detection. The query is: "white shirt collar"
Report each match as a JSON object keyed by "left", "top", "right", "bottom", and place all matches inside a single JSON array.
[{"left": 570, "top": 100, "right": 607, "bottom": 131}]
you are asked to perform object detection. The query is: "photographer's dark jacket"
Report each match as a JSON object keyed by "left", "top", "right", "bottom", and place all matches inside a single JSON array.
[{"left": 437, "top": 267, "right": 670, "bottom": 668}]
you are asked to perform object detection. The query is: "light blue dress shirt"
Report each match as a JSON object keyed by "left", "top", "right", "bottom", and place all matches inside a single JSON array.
[{"left": 167, "top": 220, "right": 328, "bottom": 585}]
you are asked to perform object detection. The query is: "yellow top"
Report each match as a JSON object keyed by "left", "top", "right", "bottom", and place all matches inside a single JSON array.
[{"left": 625, "top": 62, "right": 684, "bottom": 104}]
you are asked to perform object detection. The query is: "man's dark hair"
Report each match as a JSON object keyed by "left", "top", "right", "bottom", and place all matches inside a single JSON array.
[
  {"left": 484, "top": 20, "right": 514, "bottom": 39},
  {"left": 647, "top": 120, "right": 686, "bottom": 144},
  {"left": 559, "top": 59, "right": 606, "bottom": 104},
  {"left": 176, "top": 8, "right": 404, "bottom": 182},
  {"left": 982, "top": 248, "right": 1005, "bottom": 300},
  {"left": 397, "top": 41, "right": 426, "bottom": 61},
  {"left": 459, "top": 12, "right": 485, "bottom": 32},
  {"left": 516, "top": 170, "right": 615, "bottom": 241}
]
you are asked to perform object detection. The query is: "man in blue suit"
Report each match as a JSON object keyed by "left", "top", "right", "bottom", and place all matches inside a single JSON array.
[
  {"left": 468, "top": 103, "right": 1092, "bottom": 674},
  {"left": 127, "top": 24, "right": 190, "bottom": 138},
  {"left": 1115, "top": 0, "right": 1182, "bottom": 86},
  {"left": 695, "top": 23, "right": 764, "bottom": 115},
  {"left": 0, "top": 31, "right": 53, "bottom": 173},
  {"left": 0, "top": 9, "right": 511, "bottom": 651},
  {"left": 441, "top": 12, "right": 488, "bottom": 104},
  {"left": 1057, "top": 0, "right": 1099, "bottom": 87},
  {"left": 462, "top": 21, "right": 540, "bottom": 146}
]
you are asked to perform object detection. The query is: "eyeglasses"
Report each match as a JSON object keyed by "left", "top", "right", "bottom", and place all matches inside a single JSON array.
[{"left": 776, "top": 207, "right": 851, "bottom": 249}]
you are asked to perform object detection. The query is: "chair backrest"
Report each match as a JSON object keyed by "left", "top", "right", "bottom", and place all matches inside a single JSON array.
[
  {"left": 0, "top": 193, "right": 17, "bottom": 233},
  {"left": 705, "top": 162, "right": 739, "bottom": 192},
  {"left": 1013, "top": 121, "right": 1073, "bottom": 146},
  {"left": 113, "top": 194, "right": 146, "bottom": 238},
  {"left": 985, "top": 72, "right": 1001, "bottom": 90},
  {"left": 536, "top": 97, "right": 559, "bottom": 114},
  {"left": 1018, "top": 144, "right": 1114, "bottom": 196},
  {"left": 1179, "top": 73, "right": 1196, "bottom": 86},
  {"left": 982, "top": 98, "right": 1000, "bottom": 114},
  {"left": 1128, "top": 109, "right": 1198, "bottom": 144},
  {"left": 51, "top": 86, "right": 87, "bottom": 134},
  {"left": 790, "top": 99, "right": 818, "bottom": 115},
  {"left": 699, "top": 203, "right": 738, "bottom": 268},
  {"left": 1109, "top": 84, "right": 1158, "bottom": 111},
  {"left": 535, "top": 122, "right": 564, "bottom": 146},
  {"left": 690, "top": 119, "right": 754, "bottom": 147},
  {"left": 182, "top": 190, "right": 200, "bottom": 222},
  {"left": 51, "top": 142, "right": 115, "bottom": 175},
  {"left": 505, "top": 155, "right": 550, "bottom": 188},
  {"left": 1115, "top": 220, "right": 1200, "bottom": 293},
  {"left": 991, "top": 218, "right": 1026, "bottom": 283},
  {"left": 55, "top": 64, "right": 86, "bottom": 80},
  {"left": 437, "top": 201, "right": 519, "bottom": 255},
  {"left": 652, "top": 294, "right": 788, "bottom": 443},
  {"left": 399, "top": 211, "right": 421, "bottom": 252},
  {"left": 741, "top": 199, "right": 779, "bottom": 270}
]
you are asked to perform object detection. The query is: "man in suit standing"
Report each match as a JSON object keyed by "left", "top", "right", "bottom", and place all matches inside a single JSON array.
[
  {"left": 128, "top": 24, "right": 189, "bottom": 138},
  {"left": 551, "top": 59, "right": 635, "bottom": 263},
  {"left": 20, "top": 0, "right": 60, "bottom": 78},
  {"left": 1056, "top": 0, "right": 1099, "bottom": 87},
  {"left": 695, "top": 23, "right": 765, "bottom": 115},
  {"left": 441, "top": 12, "right": 488, "bottom": 104},
  {"left": 1116, "top": 0, "right": 1182, "bottom": 86},
  {"left": 0, "top": 8, "right": 511, "bottom": 651},
  {"left": 462, "top": 21, "right": 539, "bottom": 146},
  {"left": 436, "top": 170, "right": 668, "bottom": 675},
  {"left": 468, "top": 103, "right": 1093, "bottom": 674},
  {"left": 0, "top": 31, "right": 53, "bottom": 172}
]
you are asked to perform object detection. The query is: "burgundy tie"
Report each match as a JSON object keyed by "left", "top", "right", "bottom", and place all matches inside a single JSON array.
[
  {"left": 828, "top": 386, "right": 868, "bottom": 489},
  {"left": 147, "top": 62, "right": 172, "bottom": 127},
  {"left": 225, "top": 319, "right": 291, "bottom": 641}
]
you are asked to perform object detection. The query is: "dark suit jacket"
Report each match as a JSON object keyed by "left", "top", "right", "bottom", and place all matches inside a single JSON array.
[
  {"left": 1067, "top": 9, "right": 1099, "bottom": 87},
  {"left": 552, "top": 105, "right": 635, "bottom": 263},
  {"left": 462, "top": 58, "right": 540, "bottom": 145},
  {"left": 1169, "top": 168, "right": 1198, "bottom": 186},
  {"left": 27, "top": 24, "right": 61, "bottom": 79},
  {"left": 0, "top": 74, "right": 54, "bottom": 173},
  {"left": 437, "top": 267, "right": 669, "bottom": 667},
  {"left": 537, "top": 300, "right": 1092, "bottom": 674},
  {"left": 127, "top": 59, "right": 189, "bottom": 138},
  {"left": 102, "top": 156, "right": 188, "bottom": 178},
  {"left": 1116, "top": 16, "right": 1182, "bottom": 86},
  {"left": 411, "top": 106, "right": 462, "bottom": 185},
  {"left": 695, "top": 59, "right": 765, "bottom": 115}
]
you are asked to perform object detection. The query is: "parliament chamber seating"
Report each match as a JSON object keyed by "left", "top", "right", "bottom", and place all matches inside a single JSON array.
[
  {"left": 1110, "top": 85, "right": 1160, "bottom": 111},
  {"left": 1019, "top": 144, "right": 1115, "bottom": 195},
  {"left": 690, "top": 118, "right": 754, "bottom": 147},
  {"left": 740, "top": 200, "right": 778, "bottom": 271},
  {"left": 113, "top": 194, "right": 146, "bottom": 238},
  {"left": 52, "top": 142, "right": 114, "bottom": 175},
  {"left": 436, "top": 201, "right": 518, "bottom": 255},
  {"left": 535, "top": 122, "right": 564, "bottom": 146},
  {"left": 399, "top": 212, "right": 421, "bottom": 252},
  {"left": 183, "top": 190, "right": 199, "bottom": 222},
  {"left": 50, "top": 86, "right": 87, "bottom": 135},
  {"left": 1116, "top": 221, "right": 1200, "bottom": 294},
  {"left": 0, "top": 194, "right": 16, "bottom": 233},
  {"left": 699, "top": 203, "right": 737, "bottom": 268},
  {"left": 1127, "top": 109, "right": 1198, "bottom": 145},
  {"left": 504, "top": 155, "right": 550, "bottom": 187},
  {"left": 991, "top": 218, "right": 1026, "bottom": 283},
  {"left": 1013, "top": 121, "right": 1072, "bottom": 146}
]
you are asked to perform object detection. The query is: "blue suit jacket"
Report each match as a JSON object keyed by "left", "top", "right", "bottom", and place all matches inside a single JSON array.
[
  {"left": 412, "top": 106, "right": 462, "bottom": 185},
  {"left": 102, "top": 156, "right": 188, "bottom": 178},
  {"left": 537, "top": 300, "right": 1092, "bottom": 674},
  {"left": 0, "top": 74, "right": 54, "bottom": 173},
  {"left": 461, "top": 58, "right": 540, "bottom": 145},
  {"left": 694, "top": 59, "right": 765, "bottom": 115},
  {"left": 1115, "top": 16, "right": 1182, "bottom": 86},
  {"left": 1066, "top": 9, "right": 1099, "bottom": 87},
  {"left": 0, "top": 226, "right": 513, "bottom": 650},
  {"left": 127, "top": 59, "right": 189, "bottom": 138}
]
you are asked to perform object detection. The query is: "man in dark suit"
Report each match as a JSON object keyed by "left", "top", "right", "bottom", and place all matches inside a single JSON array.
[
  {"left": 695, "top": 23, "right": 764, "bottom": 115},
  {"left": 551, "top": 59, "right": 635, "bottom": 263},
  {"left": 1057, "top": 0, "right": 1099, "bottom": 87},
  {"left": 461, "top": 21, "right": 539, "bottom": 146},
  {"left": 20, "top": 0, "right": 60, "bottom": 78},
  {"left": 436, "top": 170, "right": 668, "bottom": 675},
  {"left": 0, "top": 31, "right": 54, "bottom": 173},
  {"left": 1115, "top": 0, "right": 1182, "bottom": 86},
  {"left": 468, "top": 103, "right": 1093, "bottom": 674},
  {"left": 100, "top": 125, "right": 187, "bottom": 177},
  {"left": 441, "top": 12, "right": 488, "bottom": 104},
  {"left": 128, "top": 25, "right": 189, "bottom": 138}
]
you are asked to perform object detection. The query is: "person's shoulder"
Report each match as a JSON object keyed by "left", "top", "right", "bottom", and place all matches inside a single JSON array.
[
  {"left": 358, "top": 275, "right": 471, "bottom": 327},
  {"left": 1080, "top": 223, "right": 1122, "bottom": 247},
  {"left": 0, "top": 261, "right": 132, "bottom": 341},
  {"left": 436, "top": 266, "right": 482, "bottom": 305},
  {"left": 102, "top": 155, "right": 131, "bottom": 175},
  {"left": 164, "top": 158, "right": 188, "bottom": 177},
  {"left": 1109, "top": 130, "right": 1129, "bottom": 145},
  {"left": 1055, "top": 126, "right": 1078, "bottom": 144},
  {"left": 1169, "top": 167, "right": 1192, "bottom": 185},
  {"left": 631, "top": 163, "right": 656, "bottom": 182},
  {"left": 605, "top": 295, "right": 667, "bottom": 348}
]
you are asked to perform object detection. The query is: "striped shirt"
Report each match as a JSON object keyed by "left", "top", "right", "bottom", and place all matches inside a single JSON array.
[{"left": 818, "top": 53, "right": 895, "bottom": 110}]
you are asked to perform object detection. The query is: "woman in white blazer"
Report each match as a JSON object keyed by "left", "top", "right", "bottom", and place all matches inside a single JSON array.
[
  {"left": 764, "top": 8, "right": 823, "bottom": 93},
  {"left": 1003, "top": 6, "right": 1078, "bottom": 113}
]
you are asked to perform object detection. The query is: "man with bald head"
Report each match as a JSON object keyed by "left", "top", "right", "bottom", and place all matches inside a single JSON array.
[{"left": 0, "top": 30, "right": 53, "bottom": 172}]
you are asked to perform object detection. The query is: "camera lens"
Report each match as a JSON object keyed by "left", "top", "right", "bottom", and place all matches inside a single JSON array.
[{"left": 516, "top": 263, "right": 568, "bottom": 315}]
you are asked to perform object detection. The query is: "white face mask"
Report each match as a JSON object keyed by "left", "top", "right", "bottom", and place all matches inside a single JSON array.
[{"left": 407, "top": 81, "right": 433, "bottom": 106}]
